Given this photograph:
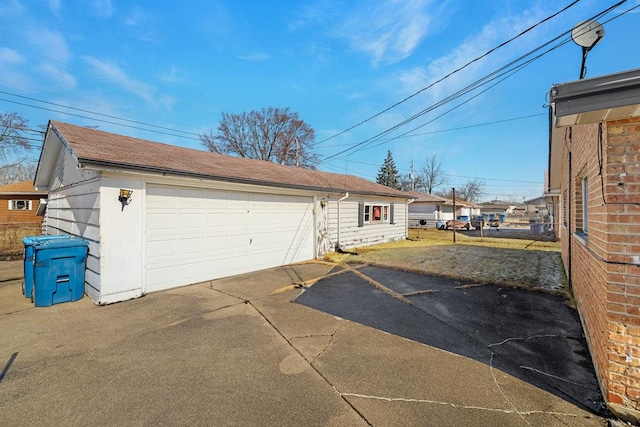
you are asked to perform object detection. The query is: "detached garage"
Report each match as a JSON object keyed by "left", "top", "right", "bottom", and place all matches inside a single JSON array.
[{"left": 35, "top": 121, "right": 410, "bottom": 304}]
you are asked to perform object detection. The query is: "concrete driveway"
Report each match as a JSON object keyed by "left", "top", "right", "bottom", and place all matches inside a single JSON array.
[{"left": 0, "top": 260, "right": 608, "bottom": 426}]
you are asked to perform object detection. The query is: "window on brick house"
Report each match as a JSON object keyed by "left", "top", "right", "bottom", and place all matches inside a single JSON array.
[
  {"left": 582, "top": 176, "right": 588, "bottom": 234},
  {"left": 574, "top": 171, "right": 587, "bottom": 235},
  {"left": 9, "top": 200, "right": 31, "bottom": 210},
  {"left": 562, "top": 191, "right": 567, "bottom": 227}
]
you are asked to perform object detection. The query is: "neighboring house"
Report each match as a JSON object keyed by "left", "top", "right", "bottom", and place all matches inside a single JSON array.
[
  {"left": 477, "top": 199, "right": 519, "bottom": 215},
  {"left": 407, "top": 191, "right": 478, "bottom": 228},
  {"left": 548, "top": 68, "right": 640, "bottom": 420},
  {"left": 0, "top": 180, "right": 46, "bottom": 224},
  {"left": 35, "top": 121, "right": 411, "bottom": 305},
  {"left": 522, "top": 196, "right": 549, "bottom": 216}
]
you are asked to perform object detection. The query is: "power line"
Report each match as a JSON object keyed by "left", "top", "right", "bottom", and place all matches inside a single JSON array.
[
  {"left": 0, "top": 97, "right": 203, "bottom": 143},
  {"left": 317, "top": 0, "right": 630, "bottom": 164},
  {"left": 312, "top": 0, "right": 585, "bottom": 147},
  {"left": 0, "top": 90, "right": 202, "bottom": 137}
]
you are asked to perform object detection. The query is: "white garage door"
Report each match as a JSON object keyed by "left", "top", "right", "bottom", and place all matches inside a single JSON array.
[{"left": 145, "top": 184, "right": 314, "bottom": 293}]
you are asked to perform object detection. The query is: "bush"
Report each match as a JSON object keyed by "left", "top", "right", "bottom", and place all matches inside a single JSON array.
[{"left": 0, "top": 224, "right": 42, "bottom": 255}]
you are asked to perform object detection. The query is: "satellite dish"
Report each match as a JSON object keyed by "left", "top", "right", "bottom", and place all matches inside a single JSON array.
[
  {"left": 571, "top": 20, "right": 605, "bottom": 79},
  {"left": 571, "top": 20, "right": 605, "bottom": 48}
]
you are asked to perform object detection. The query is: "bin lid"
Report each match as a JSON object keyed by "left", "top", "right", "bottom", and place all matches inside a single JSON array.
[
  {"left": 23, "top": 235, "right": 72, "bottom": 245},
  {"left": 32, "top": 237, "right": 89, "bottom": 250}
]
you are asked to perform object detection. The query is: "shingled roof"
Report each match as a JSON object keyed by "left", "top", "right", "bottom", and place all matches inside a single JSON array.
[
  {"left": 0, "top": 180, "right": 45, "bottom": 195},
  {"left": 43, "top": 121, "right": 410, "bottom": 198}
]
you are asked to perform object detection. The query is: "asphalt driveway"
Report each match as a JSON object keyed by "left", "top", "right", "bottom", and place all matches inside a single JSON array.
[{"left": 294, "top": 264, "right": 607, "bottom": 416}]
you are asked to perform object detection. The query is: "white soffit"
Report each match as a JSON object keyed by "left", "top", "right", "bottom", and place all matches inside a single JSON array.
[{"left": 555, "top": 104, "right": 640, "bottom": 127}]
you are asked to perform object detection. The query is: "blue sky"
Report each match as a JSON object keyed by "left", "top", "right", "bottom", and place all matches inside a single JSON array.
[{"left": 0, "top": 0, "right": 638, "bottom": 202}]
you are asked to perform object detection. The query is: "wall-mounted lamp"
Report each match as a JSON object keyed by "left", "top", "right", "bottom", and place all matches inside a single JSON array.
[
  {"left": 320, "top": 199, "right": 328, "bottom": 208},
  {"left": 119, "top": 189, "right": 133, "bottom": 211}
]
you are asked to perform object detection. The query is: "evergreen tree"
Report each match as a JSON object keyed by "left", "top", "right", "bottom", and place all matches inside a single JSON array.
[{"left": 376, "top": 150, "right": 401, "bottom": 189}]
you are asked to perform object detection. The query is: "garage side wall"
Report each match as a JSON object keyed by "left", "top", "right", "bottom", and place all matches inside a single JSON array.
[
  {"left": 327, "top": 196, "right": 407, "bottom": 250},
  {"left": 43, "top": 145, "right": 101, "bottom": 301},
  {"left": 97, "top": 175, "right": 145, "bottom": 304}
]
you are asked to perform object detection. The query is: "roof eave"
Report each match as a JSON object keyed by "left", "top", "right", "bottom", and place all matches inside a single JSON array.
[
  {"left": 550, "top": 68, "right": 640, "bottom": 126},
  {"left": 78, "top": 158, "right": 409, "bottom": 199}
]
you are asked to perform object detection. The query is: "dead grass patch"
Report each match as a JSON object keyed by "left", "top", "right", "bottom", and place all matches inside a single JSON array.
[
  {"left": 0, "top": 224, "right": 41, "bottom": 256},
  {"left": 327, "top": 229, "right": 568, "bottom": 298}
]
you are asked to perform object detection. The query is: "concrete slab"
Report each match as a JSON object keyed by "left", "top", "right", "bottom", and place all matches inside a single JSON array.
[
  {"left": 0, "top": 277, "right": 365, "bottom": 426},
  {"left": 0, "top": 260, "right": 610, "bottom": 426}
]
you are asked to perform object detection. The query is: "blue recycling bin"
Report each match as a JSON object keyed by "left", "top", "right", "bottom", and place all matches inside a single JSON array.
[
  {"left": 22, "top": 235, "right": 72, "bottom": 298},
  {"left": 32, "top": 237, "right": 89, "bottom": 307},
  {"left": 499, "top": 213, "right": 506, "bottom": 223}
]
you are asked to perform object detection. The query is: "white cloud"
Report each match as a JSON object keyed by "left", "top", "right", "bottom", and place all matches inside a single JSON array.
[
  {"left": 92, "top": 0, "right": 114, "bottom": 18},
  {"left": 336, "top": 0, "right": 435, "bottom": 67},
  {"left": 0, "top": 47, "right": 25, "bottom": 64},
  {"left": 124, "top": 6, "right": 147, "bottom": 26},
  {"left": 83, "top": 56, "right": 157, "bottom": 104},
  {"left": 238, "top": 52, "right": 271, "bottom": 62},
  {"left": 158, "top": 67, "right": 185, "bottom": 85},
  {"left": 398, "top": 4, "right": 552, "bottom": 101},
  {"left": 49, "top": 0, "right": 61, "bottom": 15},
  {"left": 25, "top": 28, "right": 71, "bottom": 64},
  {"left": 38, "top": 63, "right": 76, "bottom": 89},
  {"left": 0, "top": 0, "right": 24, "bottom": 16}
]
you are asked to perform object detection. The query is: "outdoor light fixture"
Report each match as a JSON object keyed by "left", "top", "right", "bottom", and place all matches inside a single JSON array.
[{"left": 118, "top": 189, "right": 133, "bottom": 211}]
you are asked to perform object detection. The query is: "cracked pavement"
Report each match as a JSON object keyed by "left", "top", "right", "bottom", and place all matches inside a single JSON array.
[
  {"left": 294, "top": 264, "right": 609, "bottom": 421},
  {"left": 1, "top": 261, "right": 609, "bottom": 426}
]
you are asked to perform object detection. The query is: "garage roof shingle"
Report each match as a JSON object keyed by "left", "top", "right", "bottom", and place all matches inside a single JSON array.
[{"left": 48, "top": 121, "right": 410, "bottom": 198}]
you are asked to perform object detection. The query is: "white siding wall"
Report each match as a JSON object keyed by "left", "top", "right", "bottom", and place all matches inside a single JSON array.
[
  {"left": 326, "top": 196, "right": 407, "bottom": 251},
  {"left": 43, "top": 145, "right": 101, "bottom": 301},
  {"left": 408, "top": 202, "right": 441, "bottom": 228},
  {"left": 97, "top": 174, "right": 145, "bottom": 304}
]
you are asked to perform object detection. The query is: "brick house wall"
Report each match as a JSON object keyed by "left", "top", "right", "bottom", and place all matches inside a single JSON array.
[
  {"left": 0, "top": 181, "right": 45, "bottom": 224},
  {"left": 561, "top": 118, "right": 640, "bottom": 415}
]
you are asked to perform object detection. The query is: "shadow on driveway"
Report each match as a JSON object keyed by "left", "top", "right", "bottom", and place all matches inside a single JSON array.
[{"left": 294, "top": 265, "right": 608, "bottom": 417}]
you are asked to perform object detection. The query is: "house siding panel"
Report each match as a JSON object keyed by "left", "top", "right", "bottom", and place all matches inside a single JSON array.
[
  {"left": 43, "top": 147, "right": 101, "bottom": 300},
  {"left": 327, "top": 196, "right": 407, "bottom": 250}
]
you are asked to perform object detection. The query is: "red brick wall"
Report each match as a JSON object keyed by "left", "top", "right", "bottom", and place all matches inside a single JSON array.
[{"left": 563, "top": 118, "right": 640, "bottom": 414}]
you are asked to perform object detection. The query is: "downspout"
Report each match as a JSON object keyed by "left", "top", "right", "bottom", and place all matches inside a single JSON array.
[
  {"left": 567, "top": 127, "right": 572, "bottom": 289},
  {"left": 336, "top": 192, "right": 349, "bottom": 251},
  {"left": 406, "top": 198, "right": 415, "bottom": 238}
]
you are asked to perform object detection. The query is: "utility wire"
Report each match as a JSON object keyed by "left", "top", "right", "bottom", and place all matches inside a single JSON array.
[
  {"left": 312, "top": 0, "right": 585, "bottom": 147},
  {"left": 318, "top": 113, "right": 545, "bottom": 148},
  {"left": 318, "top": 0, "right": 630, "bottom": 164},
  {"left": 0, "top": 97, "right": 203, "bottom": 143},
  {"left": 0, "top": 90, "right": 202, "bottom": 137}
]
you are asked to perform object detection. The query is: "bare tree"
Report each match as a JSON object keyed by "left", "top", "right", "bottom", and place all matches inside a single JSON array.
[
  {"left": 0, "top": 161, "right": 37, "bottom": 185},
  {"left": 200, "top": 107, "right": 318, "bottom": 168},
  {"left": 436, "top": 178, "right": 485, "bottom": 202},
  {"left": 419, "top": 154, "right": 449, "bottom": 194},
  {"left": 458, "top": 178, "right": 485, "bottom": 203},
  {"left": 0, "top": 112, "right": 31, "bottom": 162},
  {"left": 399, "top": 173, "right": 425, "bottom": 192}
]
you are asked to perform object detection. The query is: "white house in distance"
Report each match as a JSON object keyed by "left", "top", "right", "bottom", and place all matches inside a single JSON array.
[
  {"left": 407, "top": 191, "right": 478, "bottom": 228},
  {"left": 34, "top": 121, "right": 411, "bottom": 305}
]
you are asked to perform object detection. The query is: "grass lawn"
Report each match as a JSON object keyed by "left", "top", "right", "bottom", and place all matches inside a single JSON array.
[{"left": 325, "top": 228, "right": 569, "bottom": 298}]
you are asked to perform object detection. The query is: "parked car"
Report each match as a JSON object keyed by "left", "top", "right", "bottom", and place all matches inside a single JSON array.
[
  {"left": 445, "top": 218, "right": 470, "bottom": 230},
  {"left": 471, "top": 215, "right": 485, "bottom": 230}
]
